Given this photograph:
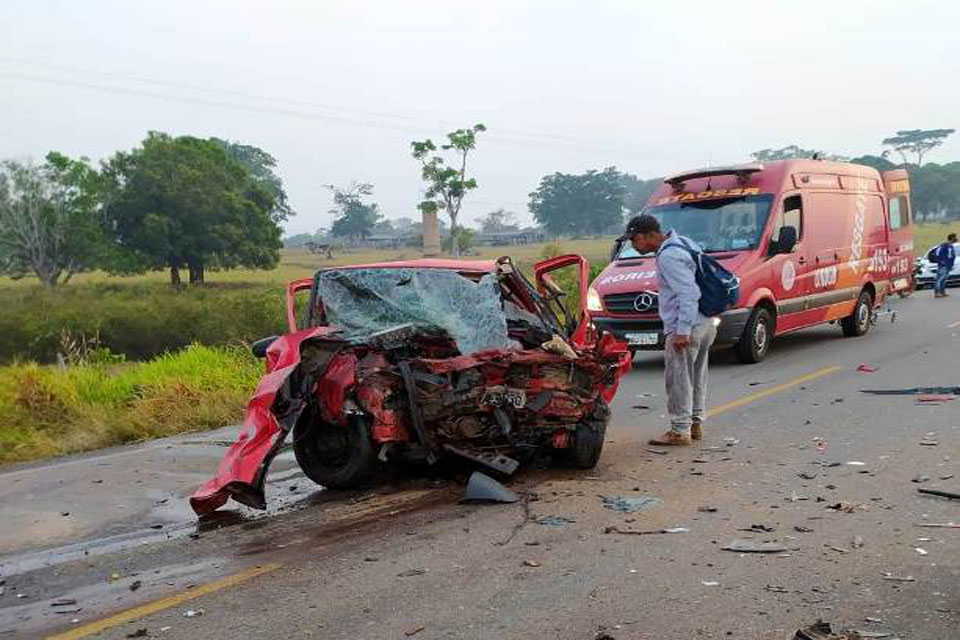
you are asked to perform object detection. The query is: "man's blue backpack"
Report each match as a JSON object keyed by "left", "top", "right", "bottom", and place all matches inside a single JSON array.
[{"left": 664, "top": 238, "right": 741, "bottom": 317}]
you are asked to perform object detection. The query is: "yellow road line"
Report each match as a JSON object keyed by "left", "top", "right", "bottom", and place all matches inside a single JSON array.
[
  {"left": 947, "top": 320, "right": 960, "bottom": 329},
  {"left": 47, "top": 563, "right": 280, "bottom": 640},
  {"left": 705, "top": 366, "right": 843, "bottom": 419}
]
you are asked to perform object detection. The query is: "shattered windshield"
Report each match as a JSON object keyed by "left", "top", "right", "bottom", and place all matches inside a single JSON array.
[
  {"left": 618, "top": 194, "right": 774, "bottom": 258},
  {"left": 314, "top": 268, "right": 516, "bottom": 355}
]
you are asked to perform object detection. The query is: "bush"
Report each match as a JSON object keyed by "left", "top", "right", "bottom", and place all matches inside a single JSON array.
[
  {"left": 0, "top": 282, "right": 287, "bottom": 364},
  {"left": 0, "top": 344, "right": 262, "bottom": 463}
]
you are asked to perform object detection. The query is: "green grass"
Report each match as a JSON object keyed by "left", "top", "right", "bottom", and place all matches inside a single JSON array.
[
  {"left": 0, "top": 344, "right": 261, "bottom": 464},
  {"left": 915, "top": 222, "right": 956, "bottom": 252}
]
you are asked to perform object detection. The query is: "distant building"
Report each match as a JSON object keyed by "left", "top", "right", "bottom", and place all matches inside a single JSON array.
[{"left": 475, "top": 227, "right": 545, "bottom": 246}]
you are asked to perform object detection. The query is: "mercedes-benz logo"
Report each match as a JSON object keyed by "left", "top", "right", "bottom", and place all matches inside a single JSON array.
[{"left": 633, "top": 292, "right": 656, "bottom": 312}]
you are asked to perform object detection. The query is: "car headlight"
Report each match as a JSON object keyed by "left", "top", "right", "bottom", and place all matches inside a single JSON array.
[{"left": 587, "top": 286, "right": 603, "bottom": 312}]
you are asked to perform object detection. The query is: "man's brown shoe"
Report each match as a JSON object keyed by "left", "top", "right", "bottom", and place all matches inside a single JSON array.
[
  {"left": 691, "top": 419, "right": 703, "bottom": 441},
  {"left": 648, "top": 431, "right": 693, "bottom": 446}
]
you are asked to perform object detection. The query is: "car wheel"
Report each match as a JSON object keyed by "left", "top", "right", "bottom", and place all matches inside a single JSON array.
[
  {"left": 556, "top": 401, "right": 608, "bottom": 469},
  {"left": 841, "top": 290, "right": 873, "bottom": 337},
  {"left": 734, "top": 307, "right": 773, "bottom": 364},
  {"left": 293, "top": 415, "right": 377, "bottom": 489}
]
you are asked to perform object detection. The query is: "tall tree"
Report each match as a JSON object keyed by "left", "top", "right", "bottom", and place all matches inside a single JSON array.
[
  {"left": 478, "top": 208, "right": 518, "bottom": 233},
  {"left": 849, "top": 154, "right": 898, "bottom": 172},
  {"left": 101, "top": 132, "right": 282, "bottom": 285},
  {"left": 882, "top": 129, "right": 956, "bottom": 167},
  {"left": 326, "top": 182, "right": 381, "bottom": 242},
  {"left": 0, "top": 153, "right": 106, "bottom": 287},
  {"left": 410, "top": 123, "right": 486, "bottom": 256},
  {"left": 211, "top": 138, "right": 294, "bottom": 223},
  {"left": 529, "top": 167, "right": 626, "bottom": 236}
]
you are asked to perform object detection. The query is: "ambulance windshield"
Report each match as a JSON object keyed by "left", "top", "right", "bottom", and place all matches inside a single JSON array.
[{"left": 619, "top": 194, "right": 774, "bottom": 258}]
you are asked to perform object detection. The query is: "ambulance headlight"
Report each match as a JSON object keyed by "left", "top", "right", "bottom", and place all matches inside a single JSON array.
[{"left": 587, "top": 286, "right": 603, "bottom": 312}]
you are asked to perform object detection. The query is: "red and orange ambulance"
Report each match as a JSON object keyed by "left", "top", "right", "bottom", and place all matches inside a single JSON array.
[{"left": 588, "top": 160, "right": 914, "bottom": 362}]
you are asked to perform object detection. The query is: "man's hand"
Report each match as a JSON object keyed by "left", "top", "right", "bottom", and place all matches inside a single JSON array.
[{"left": 673, "top": 334, "right": 691, "bottom": 350}]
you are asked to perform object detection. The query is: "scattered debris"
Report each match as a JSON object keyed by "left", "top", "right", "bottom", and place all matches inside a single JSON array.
[
  {"left": 919, "top": 438, "right": 940, "bottom": 446},
  {"left": 604, "top": 526, "right": 689, "bottom": 536},
  {"left": 856, "top": 364, "right": 879, "bottom": 373},
  {"left": 738, "top": 524, "right": 776, "bottom": 533},
  {"left": 846, "top": 461, "right": 866, "bottom": 466},
  {"left": 864, "top": 617, "right": 883, "bottom": 624},
  {"left": 721, "top": 539, "right": 789, "bottom": 554},
  {"left": 698, "top": 506, "right": 718, "bottom": 513},
  {"left": 881, "top": 573, "right": 915, "bottom": 582},
  {"left": 645, "top": 448, "right": 668, "bottom": 455},
  {"left": 861, "top": 386, "right": 960, "bottom": 396},
  {"left": 404, "top": 626, "right": 426, "bottom": 637},
  {"left": 912, "top": 474, "right": 931, "bottom": 484},
  {"left": 792, "top": 620, "right": 864, "bottom": 640},
  {"left": 747, "top": 380, "right": 775, "bottom": 386},
  {"left": 724, "top": 437, "right": 740, "bottom": 446},
  {"left": 917, "top": 394, "right": 955, "bottom": 403},
  {"left": 126, "top": 629, "right": 149, "bottom": 638},
  {"left": 129, "top": 580, "right": 142, "bottom": 592},
  {"left": 940, "top": 473, "right": 955, "bottom": 480},
  {"left": 765, "top": 585, "right": 789, "bottom": 593},
  {"left": 798, "top": 471, "right": 818, "bottom": 480},
  {"left": 827, "top": 502, "right": 864, "bottom": 513},
  {"left": 600, "top": 496, "right": 661, "bottom": 513},
  {"left": 700, "top": 580, "right": 720, "bottom": 586},
  {"left": 460, "top": 472, "right": 519, "bottom": 504},
  {"left": 914, "top": 547, "right": 929, "bottom": 556},
  {"left": 914, "top": 522, "right": 959, "bottom": 528},
  {"left": 183, "top": 609, "right": 204, "bottom": 618},
  {"left": 852, "top": 632, "right": 892, "bottom": 639},
  {"left": 522, "top": 560, "right": 541, "bottom": 568},
  {"left": 852, "top": 535, "right": 864, "bottom": 549},
  {"left": 534, "top": 515, "right": 576, "bottom": 527},
  {"left": 918, "top": 487, "right": 960, "bottom": 500},
  {"left": 794, "top": 526, "right": 814, "bottom": 533},
  {"left": 824, "top": 544, "right": 848, "bottom": 554},
  {"left": 51, "top": 598, "right": 78, "bottom": 607},
  {"left": 397, "top": 568, "right": 427, "bottom": 578}
]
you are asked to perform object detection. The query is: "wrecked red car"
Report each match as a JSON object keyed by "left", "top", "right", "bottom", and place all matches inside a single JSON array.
[{"left": 191, "top": 255, "right": 630, "bottom": 514}]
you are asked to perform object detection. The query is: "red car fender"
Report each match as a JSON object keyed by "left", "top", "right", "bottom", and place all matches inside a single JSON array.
[{"left": 190, "top": 326, "right": 341, "bottom": 515}]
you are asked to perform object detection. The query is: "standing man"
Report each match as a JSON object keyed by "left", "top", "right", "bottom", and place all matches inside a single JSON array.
[
  {"left": 933, "top": 233, "right": 957, "bottom": 298},
  {"left": 621, "top": 214, "right": 717, "bottom": 446}
]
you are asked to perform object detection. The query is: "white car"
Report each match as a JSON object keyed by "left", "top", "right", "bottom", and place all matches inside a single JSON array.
[{"left": 915, "top": 242, "right": 960, "bottom": 289}]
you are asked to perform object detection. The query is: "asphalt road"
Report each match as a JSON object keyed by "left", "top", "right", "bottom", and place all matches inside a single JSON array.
[{"left": 1, "top": 293, "right": 958, "bottom": 640}]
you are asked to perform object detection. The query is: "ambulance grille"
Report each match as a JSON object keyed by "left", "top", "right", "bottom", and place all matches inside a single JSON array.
[{"left": 603, "top": 292, "right": 659, "bottom": 314}]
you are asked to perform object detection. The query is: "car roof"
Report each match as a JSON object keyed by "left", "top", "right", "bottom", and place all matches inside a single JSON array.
[{"left": 319, "top": 258, "right": 498, "bottom": 273}]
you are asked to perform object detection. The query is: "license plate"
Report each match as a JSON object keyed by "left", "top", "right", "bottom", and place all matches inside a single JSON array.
[{"left": 625, "top": 332, "right": 659, "bottom": 346}]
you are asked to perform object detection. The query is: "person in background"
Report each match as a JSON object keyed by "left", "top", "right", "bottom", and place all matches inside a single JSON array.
[
  {"left": 934, "top": 232, "right": 957, "bottom": 298},
  {"left": 620, "top": 214, "right": 717, "bottom": 446}
]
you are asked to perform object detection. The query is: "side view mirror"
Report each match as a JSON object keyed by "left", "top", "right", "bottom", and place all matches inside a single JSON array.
[
  {"left": 251, "top": 335, "right": 279, "bottom": 358},
  {"left": 770, "top": 226, "right": 798, "bottom": 255}
]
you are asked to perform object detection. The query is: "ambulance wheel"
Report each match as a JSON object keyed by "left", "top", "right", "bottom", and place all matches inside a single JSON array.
[
  {"left": 841, "top": 290, "right": 873, "bottom": 337},
  {"left": 293, "top": 416, "right": 376, "bottom": 489},
  {"left": 735, "top": 307, "right": 773, "bottom": 364}
]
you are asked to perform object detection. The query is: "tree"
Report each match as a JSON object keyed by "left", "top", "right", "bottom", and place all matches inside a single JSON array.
[
  {"left": 882, "top": 129, "right": 956, "bottom": 167},
  {"left": 751, "top": 146, "right": 848, "bottom": 162},
  {"left": 528, "top": 167, "right": 626, "bottom": 236},
  {"left": 478, "top": 208, "right": 518, "bottom": 234},
  {"left": 410, "top": 123, "right": 486, "bottom": 256},
  {"left": 326, "top": 182, "right": 381, "bottom": 242},
  {"left": 849, "top": 154, "right": 898, "bottom": 172},
  {"left": 0, "top": 153, "right": 106, "bottom": 287},
  {"left": 212, "top": 138, "right": 294, "bottom": 223},
  {"left": 910, "top": 162, "right": 960, "bottom": 220},
  {"left": 101, "top": 132, "right": 282, "bottom": 285},
  {"left": 619, "top": 173, "right": 662, "bottom": 214}
]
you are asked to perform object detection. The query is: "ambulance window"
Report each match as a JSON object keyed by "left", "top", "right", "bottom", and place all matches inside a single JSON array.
[
  {"left": 889, "top": 196, "right": 908, "bottom": 229},
  {"left": 771, "top": 195, "right": 803, "bottom": 246}
]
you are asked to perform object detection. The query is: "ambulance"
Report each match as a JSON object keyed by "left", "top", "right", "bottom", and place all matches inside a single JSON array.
[{"left": 588, "top": 160, "right": 914, "bottom": 363}]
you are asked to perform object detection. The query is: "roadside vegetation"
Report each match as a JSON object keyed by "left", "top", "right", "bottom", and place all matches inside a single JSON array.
[{"left": 0, "top": 344, "right": 261, "bottom": 464}]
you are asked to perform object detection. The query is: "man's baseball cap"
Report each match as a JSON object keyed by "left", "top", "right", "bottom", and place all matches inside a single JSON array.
[{"left": 618, "top": 214, "right": 661, "bottom": 242}]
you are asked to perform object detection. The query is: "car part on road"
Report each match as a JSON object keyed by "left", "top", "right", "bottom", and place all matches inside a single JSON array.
[
  {"left": 460, "top": 472, "right": 519, "bottom": 504},
  {"left": 293, "top": 415, "right": 377, "bottom": 489},
  {"left": 793, "top": 620, "right": 865, "bottom": 640},
  {"left": 603, "top": 526, "right": 688, "bottom": 535},
  {"left": 917, "top": 487, "right": 960, "bottom": 500},
  {"left": 600, "top": 495, "right": 661, "bottom": 513},
  {"left": 860, "top": 386, "right": 960, "bottom": 396},
  {"left": 721, "top": 539, "right": 789, "bottom": 553},
  {"left": 535, "top": 515, "right": 576, "bottom": 527}
]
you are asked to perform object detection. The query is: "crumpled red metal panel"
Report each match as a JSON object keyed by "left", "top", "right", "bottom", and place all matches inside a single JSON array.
[{"left": 316, "top": 352, "right": 357, "bottom": 424}]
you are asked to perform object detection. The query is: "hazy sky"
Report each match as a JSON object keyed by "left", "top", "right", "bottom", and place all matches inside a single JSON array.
[{"left": 3, "top": 0, "right": 958, "bottom": 234}]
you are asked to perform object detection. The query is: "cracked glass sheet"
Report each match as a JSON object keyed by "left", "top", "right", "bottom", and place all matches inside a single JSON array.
[{"left": 315, "top": 268, "right": 516, "bottom": 355}]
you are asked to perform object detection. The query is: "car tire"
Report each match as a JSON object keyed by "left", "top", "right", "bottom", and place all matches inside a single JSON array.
[
  {"left": 734, "top": 307, "right": 773, "bottom": 364},
  {"left": 841, "top": 290, "right": 873, "bottom": 337},
  {"left": 556, "top": 401, "right": 608, "bottom": 469},
  {"left": 293, "top": 415, "right": 377, "bottom": 489}
]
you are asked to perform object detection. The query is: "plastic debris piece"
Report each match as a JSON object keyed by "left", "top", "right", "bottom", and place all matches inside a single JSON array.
[
  {"left": 645, "top": 448, "right": 668, "bottom": 455},
  {"left": 522, "top": 560, "right": 541, "bottom": 567},
  {"left": 126, "top": 629, "right": 149, "bottom": 638},
  {"left": 794, "top": 526, "right": 814, "bottom": 533},
  {"left": 700, "top": 580, "right": 720, "bottom": 586},
  {"left": 460, "top": 472, "right": 519, "bottom": 504},
  {"left": 534, "top": 515, "right": 576, "bottom": 527},
  {"left": 792, "top": 620, "right": 864, "bottom": 640},
  {"left": 856, "top": 364, "right": 879, "bottom": 373},
  {"left": 405, "top": 626, "right": 426, "bottom": 637},
  {"left": 722, "top": 539, "right": 789, "bottom": 553},
  {"left": 183, "top": 609, "right": 204, "bottom": 618},
  {"left": 600, "top": 495, "right": 662, "bottom": 513},
  {"left": 604, "top": 526, "right": 688, "bottom": 535},
  {"left": 52, "top": 598, "right": 78, "bottom": 607},
  {"left": 798, "top": 471, "right": 818, "bottom": 480},
  {"left": 765, "top": 585, "right": 789, "bottom": 593},
  {"left": 881, "top": 573, "right": 915, "bottom": 582},
  {"left": 918, "top": 487, "right": 960, "bottom": 500},
  {"left": 724, "top": 437, "right": 740, "bottom": 446},
  {"left": 698, "top": 506, "right": 718, "bottom": 513},
  {"left": 915, "top": 547, "right": 928, "bottom": 555},
  {"left": 852, "top": 535, "right": 864, "bottom": 548},
  {"left": 914, "top": 522, "right": 959, "bottom": 528},
  {"left": 397, "top": 568, "right": 427, "bottom": 578},
  {"left": 917, "top": 394, "right": 954, "bottom": 403},
  {"left": 846, "top": 461, "right": 866, "bottom": 466},
  {"left": 129, "top": 580, "right": 142, "bottom": 592}
]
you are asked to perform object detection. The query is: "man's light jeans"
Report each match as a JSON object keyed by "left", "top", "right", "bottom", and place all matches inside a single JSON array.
[
  {"left": 935, "top": 264, "right": 950, "bottom": 294},
  {"left": 664, "top": 319, "right": 718, "bottom": 434}
]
